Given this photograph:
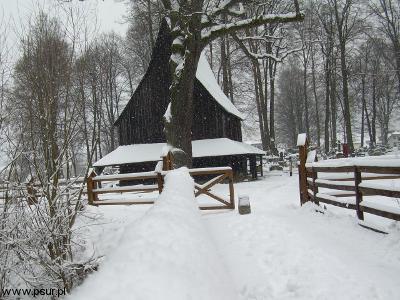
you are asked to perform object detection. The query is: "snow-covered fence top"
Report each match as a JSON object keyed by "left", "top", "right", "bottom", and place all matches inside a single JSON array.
[
  {"left": 68, "top": 168, "right": 236, "bottom": 300},
  {"left": 306, "top": 155, "right": 400, "bottom": 169}
]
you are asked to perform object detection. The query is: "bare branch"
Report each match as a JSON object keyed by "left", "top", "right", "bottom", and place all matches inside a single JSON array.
[{"left": 202, "top": 11, "right": 304, "bottom": 45}]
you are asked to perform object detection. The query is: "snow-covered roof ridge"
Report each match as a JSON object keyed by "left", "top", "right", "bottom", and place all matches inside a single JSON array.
[
  {"left": 93, "top": 138, "right": 264, "bottom": 167},
  {"left": 196, "top": 53, "right": 244, "bottom": 120}
]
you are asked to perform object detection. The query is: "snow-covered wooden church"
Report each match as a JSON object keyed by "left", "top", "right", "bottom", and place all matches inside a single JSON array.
[{"left": 94, "top": 20, "right": 264, "bottom": 178}]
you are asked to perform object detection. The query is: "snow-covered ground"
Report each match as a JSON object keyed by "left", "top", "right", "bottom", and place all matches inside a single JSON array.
[{"left": 72, "top": 170, "right": 400, "bottom": 300}]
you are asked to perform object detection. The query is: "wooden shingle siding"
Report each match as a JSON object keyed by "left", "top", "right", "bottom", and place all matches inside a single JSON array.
[{"left": 115, "top": 19, "right": 242, "bottom": 146}]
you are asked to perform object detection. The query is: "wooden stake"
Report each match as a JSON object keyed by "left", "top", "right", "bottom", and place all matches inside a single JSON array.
[{"left": 354, "top": 167, "right": 364, "bottom": 220}]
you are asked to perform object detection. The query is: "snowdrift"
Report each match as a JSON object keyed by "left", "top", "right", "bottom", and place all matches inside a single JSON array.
[{"left": 68, "top": 168, "right": 235, "bottom": 300}]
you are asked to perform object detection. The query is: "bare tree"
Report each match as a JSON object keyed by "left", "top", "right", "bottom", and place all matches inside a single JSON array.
[
  {"left": 159, "top": 0, "right": 304, "bottom": 166},
  {"left": 371, "top": 0, "right": 400, "bottom": 92}
]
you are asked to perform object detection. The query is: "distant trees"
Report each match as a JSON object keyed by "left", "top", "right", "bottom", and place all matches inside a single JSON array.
[{"left": 274, "top": 0, "right": 399, "bottom": 152}]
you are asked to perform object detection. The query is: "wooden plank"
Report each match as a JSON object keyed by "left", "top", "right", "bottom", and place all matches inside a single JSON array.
[
  {"left": 306, "top": 166, "right": 354, "bottom": 173},
  {"left": 310, "top": 191, "right": 356, "bottom": 210},
  {"left": 360, "top": 205, "right": 400, "bottom": 221},
  {"left": 194, "top": 186, "right": 231, "bottom": 206},
  {"left": 93, "top": 185, "right": 158, "bottom": 194},
  {"left": 312, "top": 167, "right": 319, "bottom": 205},
  {"left": 188, "top": 167, "right": 232, "bottom": 176},
  {"left": 199, "top": 205, "right": 233, "bottom": 210},
  {"left": 357, "top": 166, "right": 400, "bottom": 174},
  {"left": 316, "top": 197, "right": 356, "bottom": 209},
  {"left": 309, "top": 180, "right": 355, "bottom": 191},
  {"left": 298, "top": 141, "right": 308, "bottom": 205},
  {"left": 194, "top": 174, "right": 228, "bottom": 197},
  {"left": 93, "top": 200, "right": 155, "bottom": 206},
  {"left": 93, "top": 172, "right": 158, "bottom": 182},
  {"left": 228, "top": 171, "right": 235, "bottom": 209},
  {"left": 354, "top": 168, "right": 364, "bottom": 220},
  {"left": 359, "top": 186, "right": 400, "bottom": 198},
  {"left": 157, "top": 172, "right": 164, "bottom": 194},
  {"left": 307, "top": 165, "right": 400, "bottom": 174},
  {"left": 326, "top": 175, "right": 400, "bottom": 181},
  {"left": 358, "top": 222, "right": 388, "bottom": 234}
]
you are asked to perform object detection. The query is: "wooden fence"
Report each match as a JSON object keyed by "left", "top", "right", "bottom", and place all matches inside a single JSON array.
[
  {"left": 87, "top": 167, "right": 235, "bottom": 210},
  {"left": 1, "top": 153, "right": 236, "bottom": 211},
  {"left": 0, "top": 177, "right": 86, "bottom": 205},
  {"left": 298, "top": 134, "right": 400, "bottom": 226}
]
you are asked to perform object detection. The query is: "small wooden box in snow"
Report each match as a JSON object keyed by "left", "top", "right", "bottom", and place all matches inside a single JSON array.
[{"left": 238, "top": 195, "right": 251, "bottom": 215}]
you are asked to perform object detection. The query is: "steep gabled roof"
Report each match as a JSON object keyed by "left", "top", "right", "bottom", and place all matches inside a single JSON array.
[
  {"left": 196, "top": 54, "right": 244, "bottom": 119},
  {"left": 115, "top": 19, "right": 243, "bottom": 125}
]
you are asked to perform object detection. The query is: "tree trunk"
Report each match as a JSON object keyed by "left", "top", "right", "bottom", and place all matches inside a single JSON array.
[
  {"left": 338, "top": 40, "right": 354, "bottom": 151},
  {"left": 311, "top": 49, "right": 321, "bottom": 148},
  {"left": 330, "top": 56, "right": 337, "bottom": 149},
  {"left": 372, "top": 75, "right": 377, "bottom": 146},
  {"left": 302, "top": 52, "right": 310, "bottom": 139},
  {"left": 269, "top": 60, "right": 277, "bottom": 154},
  {"left": 252, "top": 63, "right": 266, "bottom": 150},
  {"left": 324, "top": 57, "right": 330, "bottom": 154}
]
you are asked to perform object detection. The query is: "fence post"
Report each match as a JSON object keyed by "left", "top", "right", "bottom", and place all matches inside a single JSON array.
[
  {"left": 228, "top": 169, "right": 235, "bottom": 209},
  {"left": 162, "top": 151, "right": 173, "bottom": 171},
  {"left": 312, "top": 167, "right": 319, "bottom": 205},
  {"left": 354, "top": 167, "right": 364, "bottom": 220},
  {"left": 298, "top": 134, "right": 309, "bottom": 205},
  {"left": 156, "top": 172, "right": 164, "bottom": 194},
  {"left": 86, "top": 170, "right": 97, "bottom": 206}
]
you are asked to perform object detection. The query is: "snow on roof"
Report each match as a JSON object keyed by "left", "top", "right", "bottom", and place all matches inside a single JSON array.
[
  {"left": 196, "top": 54, "right": 244, "bottom": 120},
  {"left": 93, "top": 138, "right": 264, "bottom": 167}
]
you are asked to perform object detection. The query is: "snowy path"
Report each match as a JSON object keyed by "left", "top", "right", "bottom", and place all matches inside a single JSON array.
[
  {"left": 204, "top": 174, "right": 400, "bottom": 299},
  {"left": 73, "top": 172, "right": 400, "bottom": 300}
]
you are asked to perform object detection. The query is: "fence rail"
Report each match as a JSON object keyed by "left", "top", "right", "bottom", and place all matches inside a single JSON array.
[
  {"left": 298, "top": 134, "right": 400, "bottom": 228},
  {"left": 0, "top": 177, "right": 86, "bottom": 204}
]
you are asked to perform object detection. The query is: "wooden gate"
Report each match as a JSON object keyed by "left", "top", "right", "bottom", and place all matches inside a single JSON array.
[{"left": 86, "top": 166, "right": 235, "bottom": 210}]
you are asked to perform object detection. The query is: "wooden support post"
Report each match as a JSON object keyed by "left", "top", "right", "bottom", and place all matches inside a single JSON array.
[
  {"left": 87, "top": 170, "right": 97, "bottom": 206},
  {"left": 354, "top": 167, "right": 364, "bottom": 220},
  {"left": 298, "top": 135, "right": 309, "bottom": 205},
  {"left": 250, "top": 156, "right": 257, "bottom": 180},
  {"left": 156, "top": 172, "right": 164, "bottom": 194},
  {"left": 228, "top": 169, "right": 235, "bottom": 209},
  {"left": 162, "top": 151, "right": 173, "bottom": 171},
  {"left": 260, "top": 155, "right": 264, "bottom": 177},
  {"left": 312, "top": 167, "right": 319, "bottom": 205}
]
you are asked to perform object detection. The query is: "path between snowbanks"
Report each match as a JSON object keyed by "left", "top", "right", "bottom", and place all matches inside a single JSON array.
[{"left": 68, "top": 168, "right": 236, "bottom": 300}]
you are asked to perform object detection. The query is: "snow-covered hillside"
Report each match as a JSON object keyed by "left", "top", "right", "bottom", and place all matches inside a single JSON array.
[{"left": 71, "top": 170, "right": 400, "bottom": 300}]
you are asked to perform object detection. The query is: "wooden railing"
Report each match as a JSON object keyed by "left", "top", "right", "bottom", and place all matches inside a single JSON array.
[
  {"left": 86, "top": 167, "right": 235, "bottom": 210},
  {"left": 306, "top": 165, "right": 400, "bottom": 221},
  {"left": 298, "top": 134, "right": 400, "bottom": 226},
  {"left": 0, "top": 177, "right": 86, "bottom": 205}
]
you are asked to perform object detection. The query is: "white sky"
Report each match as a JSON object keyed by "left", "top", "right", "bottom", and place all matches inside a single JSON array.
[{"left": 0, "top": 0, "right": 129, "bottom": 58}]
